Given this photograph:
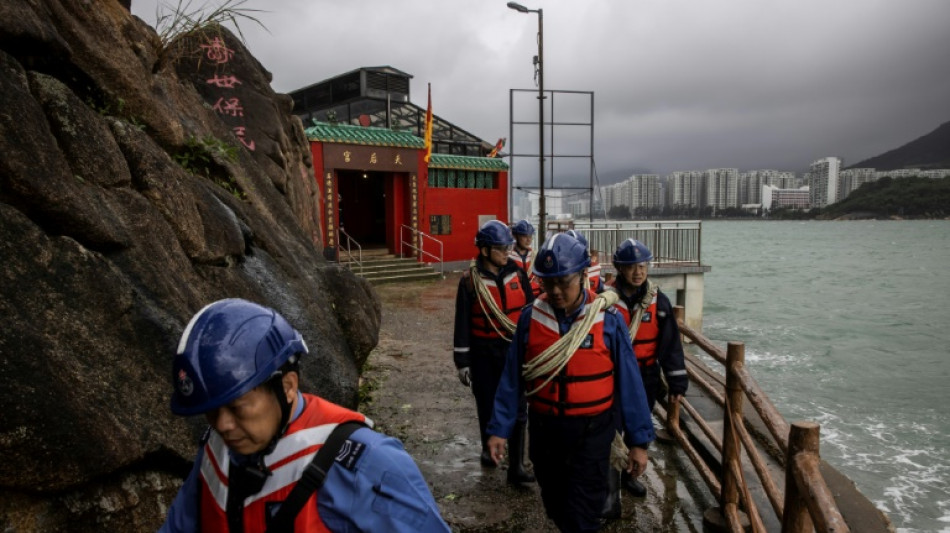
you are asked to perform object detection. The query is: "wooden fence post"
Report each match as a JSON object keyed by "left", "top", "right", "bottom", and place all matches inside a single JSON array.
[
  {"left": 722, "top": 342, "right": 745, "bottom": 521},
  {"left": 704, "top": 341, "right": 751, "bottom": 532},
  {"left": 783, "top": 421, "right": 818, "bottom": 533}
]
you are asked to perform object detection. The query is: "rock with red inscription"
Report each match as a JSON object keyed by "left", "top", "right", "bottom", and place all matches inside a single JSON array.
[{"left": 0, "top": 2, "right": 378, "bottom": 531}]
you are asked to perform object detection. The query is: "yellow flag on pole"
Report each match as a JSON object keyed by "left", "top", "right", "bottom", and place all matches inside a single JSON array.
[{"left": 424, "top": 83, "right": 433, "bottom": 163}]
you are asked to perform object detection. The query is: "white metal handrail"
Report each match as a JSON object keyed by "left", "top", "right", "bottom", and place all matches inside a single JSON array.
[
  {"left": 399, "top": 224, "right": 444, "bottom": 277},
  {"left": 570, "top": 220, "right": 703, "bottom": 266},
  {"left": 338, "top": 227, "right": 363, "bottom": 272}
]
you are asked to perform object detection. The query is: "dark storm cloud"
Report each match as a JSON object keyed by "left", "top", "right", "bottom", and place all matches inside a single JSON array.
[{"left": 133, "top": 0, "right": 950, "bottom": 183}]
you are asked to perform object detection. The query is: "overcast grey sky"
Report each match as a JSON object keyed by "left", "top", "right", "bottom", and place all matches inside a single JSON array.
[{"left": 132, "top": 0, "right": 950, "bottom": 186}]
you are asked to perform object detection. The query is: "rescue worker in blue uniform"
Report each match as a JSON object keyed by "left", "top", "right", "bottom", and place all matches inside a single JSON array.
[
  {"left": 508, "top": 219, "right": 535, "bottom": 271},
  {"left": 486, "top": 234, "right": 655, "bottom": 532},
  {"left": 509, "top": 219, "right": 542, "bottom": 297},
  {"left": 453, "top": 220, "right": 536, "bottom": 484},
  {"left": 160, "top": 298, "right": 450, "bottom": 532},
  {"left": 607, "top": 238, "right": 689, "bottom": 497}
]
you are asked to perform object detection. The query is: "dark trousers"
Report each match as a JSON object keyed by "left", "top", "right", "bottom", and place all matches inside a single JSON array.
[
  {"left": 528, "top": 409, "right": 615, "bottom": 533},
  {"left": 640, "top": 363, "right": 663, "bottom": 411},
  {"left": 470, "top": 339, "right": 526, "bottom": 449}
]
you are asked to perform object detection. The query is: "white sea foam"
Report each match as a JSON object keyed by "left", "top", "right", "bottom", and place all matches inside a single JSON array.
[{"left": 701, "top": 220, "right": 950, "bottom": 532}]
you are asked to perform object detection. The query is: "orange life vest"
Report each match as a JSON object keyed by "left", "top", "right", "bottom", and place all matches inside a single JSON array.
[
  {"left": 587, "top": 261, "right": 602, "bottom": 285},
  {"left": 469, "top": 269, "right": 529, "bottom": 340},
  {"left": 524, "top": 291, "right": 614, "bottom": 416},
  {"left": 198, "top": 394, "right": 367, "bottom": 533},
  {"left": 507, "top": 248, "right": 533, "bottom": 273},
  {"left": 609, "top": 282, "right": 660, "bottom": 367},
  {"left": 508, "top": 249, "right": 541, "bottom": 296}
]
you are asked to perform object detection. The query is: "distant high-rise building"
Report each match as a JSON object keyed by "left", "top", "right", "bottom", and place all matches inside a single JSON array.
[
  {"left": 599, "top": 174, "right": 661, "bottom": 217},
  {"left": 627, "top": 174, "right": 661, "bottom": 214},
  {"left": 703, "top": 168, "right": 739, "bottom": 213},
  {"left": 667, "top": 171, "right": 704, "bottom": 210},
  {"left": 808, "top": 157, "right": 840, "bottom": 208},
  {"left": 837, "top": 168, "right": 876, "bottom": 201},
  {"left": 740, "top": 170, "right": 798, "bottom": 204},
  {"left": 763, "top": 185, "right": 810, "bottom": 212}
]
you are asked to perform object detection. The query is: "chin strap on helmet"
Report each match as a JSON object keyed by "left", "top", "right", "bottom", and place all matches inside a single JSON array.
[{"left": 261, "top": 353, "right": 300, "bottom": 457}]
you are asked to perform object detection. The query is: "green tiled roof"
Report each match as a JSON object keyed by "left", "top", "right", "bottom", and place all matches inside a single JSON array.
[
  {"left": 428, "top": 153, "right": 509, "bottom": 171},
  {"left": 305, "top": 121, "right": 425, "bottom": 148}
]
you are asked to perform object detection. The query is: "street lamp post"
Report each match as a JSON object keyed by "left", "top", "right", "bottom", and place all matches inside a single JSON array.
[{"left": 507, "top": 2, "right": 545, "bottom": 239}]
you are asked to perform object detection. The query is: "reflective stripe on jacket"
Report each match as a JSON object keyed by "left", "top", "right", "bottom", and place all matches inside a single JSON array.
[
  {"left": 198, "top": 394, "right": 366, "bottom": 532},
  {"left": 524, "top": 291, "right": 614, "bottom": 417}
]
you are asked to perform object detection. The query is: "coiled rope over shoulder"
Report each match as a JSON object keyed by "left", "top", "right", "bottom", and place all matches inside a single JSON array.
[
  {"left": 623, "top": 280, "right": 658, "bottom": 341},
  {"left": 522, "top": 290, "right": 619, "bottom": 396},
  {"left": 470, "top": 266, "right": 517, "bottom": 341}
]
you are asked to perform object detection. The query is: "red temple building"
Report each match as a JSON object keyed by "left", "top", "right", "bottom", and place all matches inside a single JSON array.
[{"left": 290, "top": 67, "right": 509, "bottom": 265}]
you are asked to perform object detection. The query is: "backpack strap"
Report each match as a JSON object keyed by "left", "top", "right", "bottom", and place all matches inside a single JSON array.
[{"left": 265, "top": 420, "right": 367, "bottom": 532}]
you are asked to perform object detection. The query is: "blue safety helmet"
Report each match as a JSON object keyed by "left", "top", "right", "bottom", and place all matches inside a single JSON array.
[
  {"left": 532, "top": 233, "right": 591, "bottom": 278},
  {"left": 564, "top": 229, "right": 588, "bottom": 249},
  {"left": 171, "top": 298, "right": 307, "bottom": 416},
  {"left": 510, "top": 219, "right": 536, "bottom": 236},
  {"left": 613, "top": 238, "right": 654, "bottom": 265},
  {"left": 474, "top": 220, "right": 515, "bottom": 248}
]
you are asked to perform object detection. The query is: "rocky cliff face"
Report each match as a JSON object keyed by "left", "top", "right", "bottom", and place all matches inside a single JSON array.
[{"left": 0, "top": 1, "right": 380, "bottom": 530}]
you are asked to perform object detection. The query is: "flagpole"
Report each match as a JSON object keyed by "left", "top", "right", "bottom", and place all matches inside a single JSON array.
[
  {"left": 424, "top": 83, "right": 433, "bottom": 164},
  {"left": 537, "top": 8, "right": 545, "bottom": 239}
]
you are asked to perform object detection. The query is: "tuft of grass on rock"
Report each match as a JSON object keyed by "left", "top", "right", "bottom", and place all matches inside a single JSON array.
[{"left": 155, "top": 0, "right": 267, "bottom": 48}]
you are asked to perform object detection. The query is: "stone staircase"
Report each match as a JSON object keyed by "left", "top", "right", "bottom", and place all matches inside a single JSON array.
[{"left": 345, "top": 248, "right": 443, "bottom": 285}]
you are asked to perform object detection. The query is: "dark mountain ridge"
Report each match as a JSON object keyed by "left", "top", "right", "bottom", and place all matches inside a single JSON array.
[{"left": 848, "top": 120, "right": 950, "bottom": 170}]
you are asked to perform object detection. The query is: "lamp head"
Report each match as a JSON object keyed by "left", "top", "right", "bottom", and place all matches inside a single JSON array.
[{"left": 507, "top": 2, "right": 529, "bottom": 13}]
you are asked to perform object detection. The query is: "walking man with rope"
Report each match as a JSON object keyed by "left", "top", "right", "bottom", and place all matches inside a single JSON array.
[
  {"left": 607, "top": 238, "right": 688, "bottom": 498},
  {"left": 486, "top": 233, "right": 654, "bottom": 532},
  {"left": 453, "top": 220, "right": 536, "bottom": 484}
]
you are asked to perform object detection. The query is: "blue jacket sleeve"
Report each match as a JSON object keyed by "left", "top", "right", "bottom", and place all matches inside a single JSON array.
[
  {"left": 158, "top": 448, "right": 203, "bottom": 533},
  {"left": 318, "top": 427, "right": 451, "bottom": 532},
  {"left": 655, "top": 291, "right": 689, "bottom": 395},
  {"left": 605, "top": 310, "right": 656, "bottom": 448},
  {"left": 486, "top": 308, "right": 532, "bottom": 439}
]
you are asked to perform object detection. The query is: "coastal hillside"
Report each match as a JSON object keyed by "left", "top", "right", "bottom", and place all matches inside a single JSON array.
[
  {"left": 820, "top": 176, "right": 950, "bottom": 219},
  {"left": 848, "top": 119, "right": 950, "bottom": 170},
  {"left": 0, "top": 1, "right": 380, "bottom": 530}
]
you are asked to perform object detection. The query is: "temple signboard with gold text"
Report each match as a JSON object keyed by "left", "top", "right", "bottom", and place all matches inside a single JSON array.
[{"left": 323, "top": 145, "right": 418, "bottom": 173}]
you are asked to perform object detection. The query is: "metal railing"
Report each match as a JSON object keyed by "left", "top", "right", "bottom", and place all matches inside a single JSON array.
[
  {"left": 399, "top": 225, "right": 444, "bottom": 277},
  {"left": 657, "top": 306, "right": 852, "bottom": 532},
  {"left": 568, "top": 220, "right": 702, "bottom": 266},
  {"left": 338, "top": 227, "right": 363, "bottom": 272}
]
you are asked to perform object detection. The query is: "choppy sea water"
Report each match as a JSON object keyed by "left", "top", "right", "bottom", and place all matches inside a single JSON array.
[{"left": 698, "top": 220, "right": 950, "bottom": 533}]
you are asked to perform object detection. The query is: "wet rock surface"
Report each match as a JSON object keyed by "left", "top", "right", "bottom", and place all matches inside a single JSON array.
[
  {"left": 363, "top": 276, "right": 718, "bottom": 531},
  {"left": 0, "top": 2, "right": 378, "bottom": 530}
]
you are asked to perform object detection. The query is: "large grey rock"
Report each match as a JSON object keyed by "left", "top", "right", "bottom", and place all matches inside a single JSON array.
[{"left": 0, "top": 1, "right": 380, "bottom": 530}]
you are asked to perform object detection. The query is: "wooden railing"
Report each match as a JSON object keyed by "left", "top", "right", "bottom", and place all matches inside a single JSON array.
[{"left": 663, "top": 305, "right": 851, "bottom": 533}]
